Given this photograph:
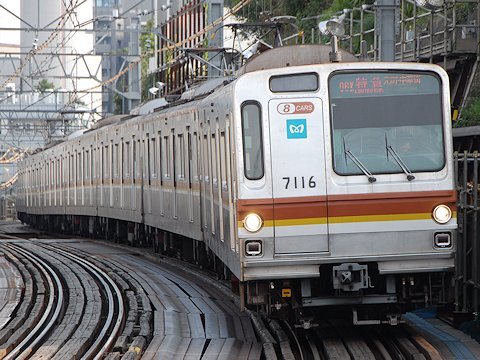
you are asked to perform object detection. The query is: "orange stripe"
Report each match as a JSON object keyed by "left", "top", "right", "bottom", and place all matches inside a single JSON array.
[
  {"left": 329, "top": 190, "right": 456, "bottom": 217},
  {"left": 328, "top": 190, "right": 456, "bottom": 201},
  {"left": 274, "top": 200, "right": 327, "bottom": 219},
  {"left": 274, "top": 195, "right": 327, "bottom": 204},
  {"left": 237, "top": 190, "right": 456, "bottom": 222}
]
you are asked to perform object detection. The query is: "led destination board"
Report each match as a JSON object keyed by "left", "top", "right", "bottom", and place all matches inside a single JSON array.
[{"left": 330, "top": 72, "right": 440, "bottom": 98}]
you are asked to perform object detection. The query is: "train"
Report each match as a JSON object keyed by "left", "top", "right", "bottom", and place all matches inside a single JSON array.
[{"left": 16, "top": 44, "right": 457, "bottom": 326}]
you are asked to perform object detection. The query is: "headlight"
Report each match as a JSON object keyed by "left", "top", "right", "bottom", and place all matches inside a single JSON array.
[
  {"left": 243, "top": 213, "right": 263, "bottom": 232},
  {"left": 433, "top": 205, "right": 452, "bottom": 224}
]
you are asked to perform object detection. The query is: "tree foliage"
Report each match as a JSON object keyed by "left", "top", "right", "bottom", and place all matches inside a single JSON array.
[
  {"left": 230, "top": 0, "right": 374, "bottom": 45},
  {"left": 36, "top": 79, "right": 55, "bottom": 92},
  {"left": 140, "top": 19, "right": 156, "bottom": 101},
  {"left": 455, "top": 98, "right": 480, "bottom": 128},
  {"left": 229, "top": 1, "right": 479, "bottom": 126}
]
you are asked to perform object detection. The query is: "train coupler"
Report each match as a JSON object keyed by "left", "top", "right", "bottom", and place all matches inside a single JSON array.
[
  {"left": 333, "top": 263, "right": 373, "bottom": 292},
  {"left": 294, "top": 317, "right": 319, "bottom": 330}
]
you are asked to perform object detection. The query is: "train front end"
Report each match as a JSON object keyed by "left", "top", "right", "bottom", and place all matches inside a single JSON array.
[{"left": 234, "top": 48, "right": 456, "bottom": 324}]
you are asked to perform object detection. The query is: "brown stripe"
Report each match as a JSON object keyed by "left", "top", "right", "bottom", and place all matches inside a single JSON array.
[
  {"left": 275, "top": 201, "right": 327, "bottom": 219},
  {"left": 237, "top": 190, "right": 456, "bottom": 222},
  {"left": 274, "top": 195, "right": 327, "bottom": 204},
  {"left": 237, "top": 202, "right": 274, "bottom": 222},
  {"left": 237, "top": 198, "right": 273, "bottom": 208},
  {"left": 238, "top": 190, "right": 455, "bottom": 206},
  {"left": 329, "top": 190, "right": 456, "bottom": 201},
  {"left": 329, "top": 197, "right": 455, "bottom": 217},
  {"left": 329, "top": 190, "right": 456, "bottom": 217}
]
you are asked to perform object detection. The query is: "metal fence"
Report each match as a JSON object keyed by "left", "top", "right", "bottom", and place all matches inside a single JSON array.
[
  {"left": 331, "top": 0, "right": 479, "bottom": 62},
  {"left": 455, "top": 152, "right": 480, "bottom": 319}
]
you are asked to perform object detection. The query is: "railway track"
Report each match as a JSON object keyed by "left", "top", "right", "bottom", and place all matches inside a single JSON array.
[
  {"left": 0, "top": 226, "right": 262, "bottom": 358},
  {"left": 0, "top": 244, "right": 64, "bottom": 359},
  {"left": 0, "top": 241, "right": 125, "bottom": 359},
  {"left": 265, "top": 317, "right": 447, "bottom": 360},
  {"left": 0, "top": 223, "right": 479, "bottom": 359}
]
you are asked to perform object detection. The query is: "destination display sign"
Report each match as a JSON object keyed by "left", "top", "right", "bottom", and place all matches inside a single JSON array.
[{"left": 329, "top": 72, "right": 440, "bottom": 98}]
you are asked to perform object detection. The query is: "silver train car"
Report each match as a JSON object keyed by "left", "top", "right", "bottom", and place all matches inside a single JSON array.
[{"left": 17, "top": 45, "right": 457, "bottom": 325}]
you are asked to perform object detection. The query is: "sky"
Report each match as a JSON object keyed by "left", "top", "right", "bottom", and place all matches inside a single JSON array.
[{"left": 0, "top": 1, "right": 20, "bottom": 47}]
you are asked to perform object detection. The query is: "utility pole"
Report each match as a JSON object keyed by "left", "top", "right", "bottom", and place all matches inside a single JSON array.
[
  {"left": 127, "top": 15, "right": 141, "bottom": 112},
  {"left": 375, "top": 0, "right": 399, "bottom": 61}
]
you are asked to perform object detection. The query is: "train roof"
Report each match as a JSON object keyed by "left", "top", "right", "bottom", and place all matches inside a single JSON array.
[
  {"left": 238, "top": 44, "right": 359, "bottom": 75},
  {"left": 89, "top": 114, "right": 135, "bottom": 131},
  {"left": 180, "top": 77, "right": 234, "bottom": 101},
  {"left": 130, "top": 98, "right": 169, "bottom": 115}
]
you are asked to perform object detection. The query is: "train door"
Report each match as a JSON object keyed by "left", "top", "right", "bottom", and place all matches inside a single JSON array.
[
  {"left": 268, "top": 98, "right": 329, "bottom": 254},
  {"left": 109, "top": 141, "right": 114, "bottom": 208},
  {"left": 200, "top": 126, "right": 210, "bottom": 233},
  {"left": 172, "top": 129, "right": 177, "bottom": 219},
  {"left": 187, "top": 128, "right": 194, "bottom": 222},
  {"left": 145, "top": 137, "right": 152, "bottom": 214},
  {"left": 199, "top": 119, "right": 214, "bottom": 240},
  {"left": 132, "top": 138, "right": 137, "bottom": 210},
  {"left": 158, "top": 134, "right": 164, "bottom": 216}
]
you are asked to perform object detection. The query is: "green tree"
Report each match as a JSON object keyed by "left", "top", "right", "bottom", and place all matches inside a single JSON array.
[
  {"left": 140, "top": 19, "right": 156, "bottom": 100},
  {"left": 455, "top": 97, "right": 480, "bottom": 127},
  {"left": 36, "top": 79, "right": 55, "bottom": 92},
  {"left": 230, "top": 0, "right": 374, "bottom": 46}
]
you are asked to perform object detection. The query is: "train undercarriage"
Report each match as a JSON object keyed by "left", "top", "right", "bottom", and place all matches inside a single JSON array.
[
  {"left": 18, "top": 212, "right": 454, "bottom": 326},
  {"left": 245, "top": 264, "right": 454, "bottom": 327}
]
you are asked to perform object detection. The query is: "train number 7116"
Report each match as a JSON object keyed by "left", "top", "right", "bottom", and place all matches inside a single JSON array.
[{"left": 282, "top": 176, "right": 316, "bottom": 189}]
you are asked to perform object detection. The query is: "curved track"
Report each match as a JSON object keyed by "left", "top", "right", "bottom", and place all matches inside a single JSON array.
[
  {"left": 0, "top": 224, "right": 262, "bottom": 359},
  {"left": 268, "top": 318, "right": 449, "bottom": 360},
  {"left": 0, "top": 241, "right": 125, "bottom": 359},
  {"left": 0, "top": 244, "right": 64, "bottom": 359},
  {"left": 46, "top": 245, "right": 125, "bottom": 360}
]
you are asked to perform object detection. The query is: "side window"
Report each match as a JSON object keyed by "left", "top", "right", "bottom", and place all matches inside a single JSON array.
[
  {"left": 133, "top": 139, "right": 137, "bottom": 183},
  {"left": 211, "top": 133, "right": 217, "bottom": 182},
  {"left": 178, "top": 133, "right": 185, "bottom": 180},
  {"left": 125, "top": 141, "right": 131, "bottom": 178},
  {"left": 151, "top": 137, "right": 157, "bottom": 178},
  {"left": 220, "top": 131, "right": 227, "bottom": 188},
  {"left": 104, "top": 145, "right": 109, "bottom": 180},
  {"left": 163, "top": 135, "right": 170, "bottom": 179},
  {"left": 85, "top": 150, "right": 89, "bottom": 180},
  {"left": 114, "top": 143, "right": 119, "bottom": 178},
  {"left": 241, "top": 102, "right": 264, "bottom": 180},
  {"left": 70, "top": 154, "right": 74, "bottom": 183}
]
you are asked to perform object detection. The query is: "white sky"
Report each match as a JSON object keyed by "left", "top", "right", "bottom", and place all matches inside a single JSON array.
[{"left": 0, "top": 1, "right": 20, "bottom": 46}]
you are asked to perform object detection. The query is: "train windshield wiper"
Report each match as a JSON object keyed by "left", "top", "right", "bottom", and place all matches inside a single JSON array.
[
  {"left": 385, "top": 136, "right": 415, "bottom": 181},
  {"left": 343, "top": 139, "right": 376, "bottom": 183}
]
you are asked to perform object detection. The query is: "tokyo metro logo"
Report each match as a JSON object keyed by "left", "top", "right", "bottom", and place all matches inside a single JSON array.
[{"left": 286, "top": 119, "right": 307, "bottom": 139}]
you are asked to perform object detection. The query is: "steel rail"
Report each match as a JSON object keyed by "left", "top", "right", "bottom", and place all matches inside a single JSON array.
[
  {"left": 305, "top": 332, "right": 322, "bottom": 360},
  {"left": 1, "top": 244, "right": 64, "bottom": 359},
  {"left": 52, "top": 247, "right": 125, "bottom": 359}
]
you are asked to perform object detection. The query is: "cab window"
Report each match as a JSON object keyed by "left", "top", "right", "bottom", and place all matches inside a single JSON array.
[{"left": 241, "top": 102, "right": 264, "bottom": 180}]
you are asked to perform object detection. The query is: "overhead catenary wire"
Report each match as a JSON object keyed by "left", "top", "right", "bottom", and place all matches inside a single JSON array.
[
  {"left": 0, "top": 0, "right": 253, "bottom": 116},
  {"left": 0, "top": 0, "right": 84, "bottom": 90},
  {"left": 70, "top": 0, "right": 254, "bottom": 95},
  {"left": 0, "top": 0, "right": 254, "bottom": 190}
]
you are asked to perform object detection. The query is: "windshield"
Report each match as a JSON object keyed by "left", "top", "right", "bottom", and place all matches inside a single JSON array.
[{"left": 329, "top": 71, "right": 445, "bottom": 176}]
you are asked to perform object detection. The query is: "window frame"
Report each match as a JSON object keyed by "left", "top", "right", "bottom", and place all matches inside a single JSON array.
[
  {"left": 269, "top": 72, "right": 319, "bottom": 93},
  {"left": 328, "top": 69, "right": 446, "bottom": 176},
  {"left": 241, "top": 101, "right": 265, "bottom": 180}
]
